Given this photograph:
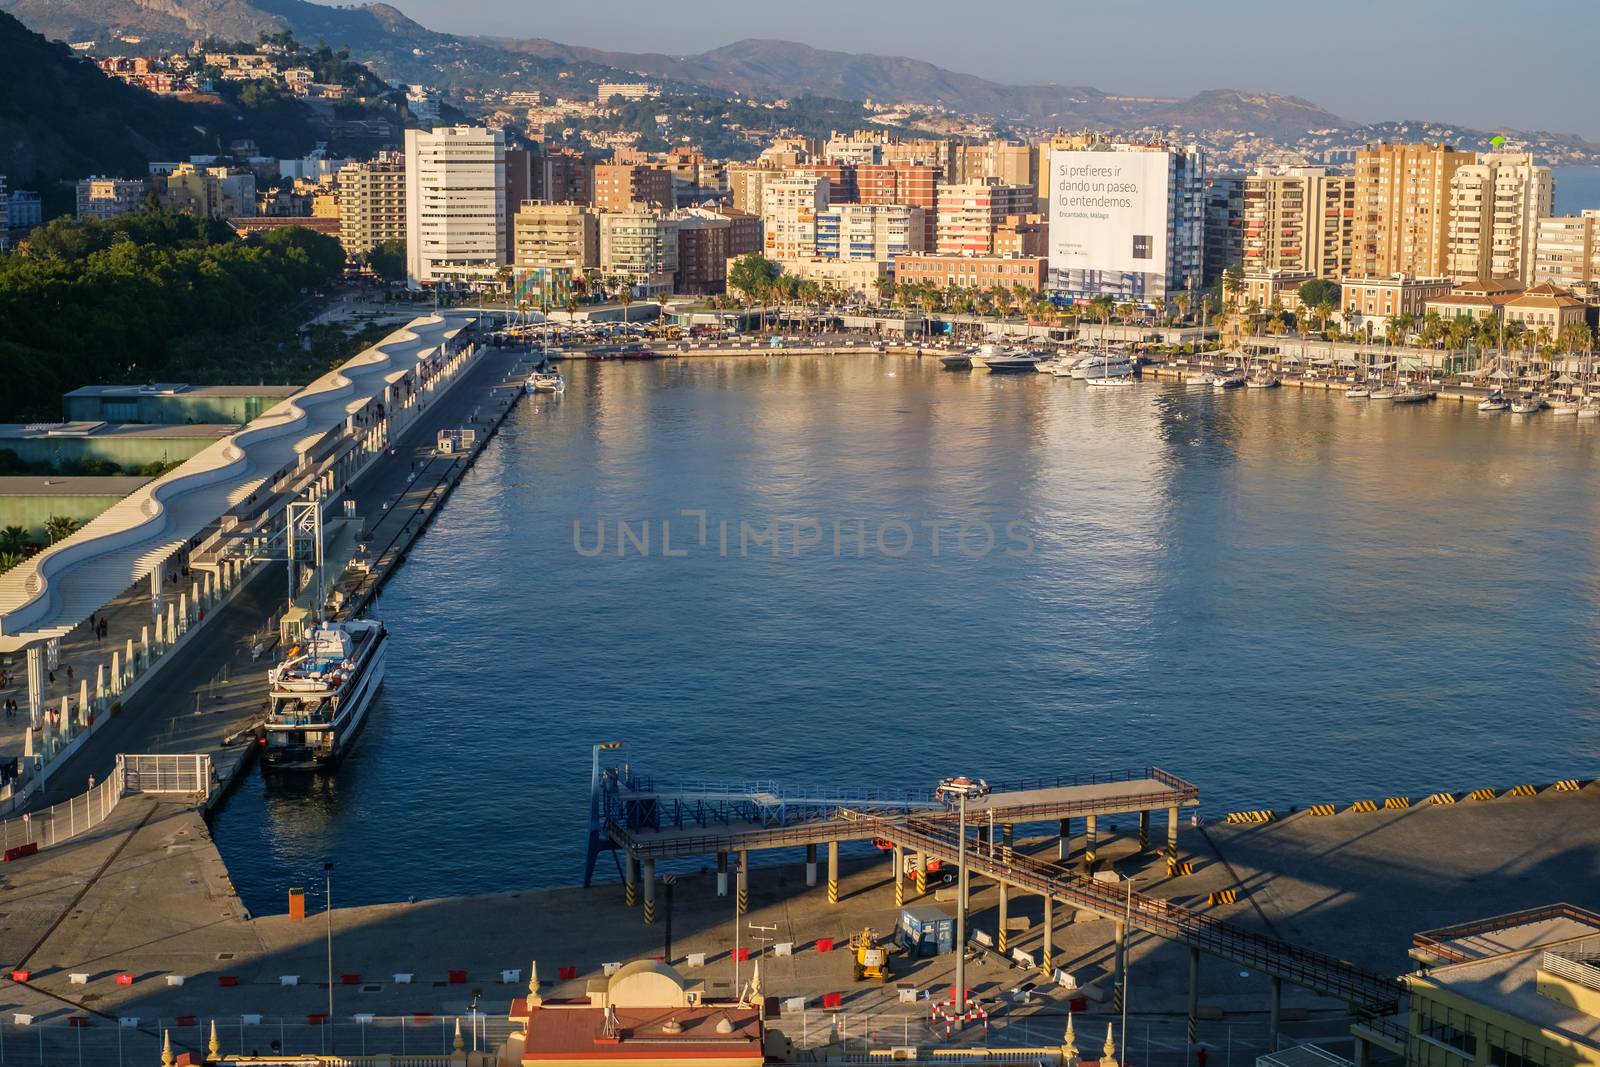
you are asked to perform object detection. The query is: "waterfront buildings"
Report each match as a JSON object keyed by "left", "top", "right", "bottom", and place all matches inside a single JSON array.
[
  {"left": 728, "top": 164, "right": 780, "bottom": 216},
  {"left": 1533, "top": 212, "right": 1600, "bottom": 294},
  {"left": 1340, "top": 274, "right": 1454, "bottom": 333},
  {"left": 1046, "top": 140, "right": 1206, "bottom": 307},
  {"left": 592, "top": 162, "right": 673, "bottom": 214},
  {"left": 672, "top": 208, "right": 732, "bottom": 294},
  {"left": 859, "top": 163, "right": 941, "bottom": 251},
  {"left": 335, "top": 153, "right": 406, "bottom": 259},
  {"left": 1352, "top": 142, "right": 1473, "bottom": 279},
  {"left": 995, "top": 214, "right": 1049, "bottom": 257},
  {"left": 598, "top": 206, "right": 677, "bottom": 297},
  {"left": 1424, "top": 277, "right": 1525, "bottom": 323},
  {"left": 761, "top": 174, "right": 827, "bottom": 260},
  {"left": 935, "top": 180, "right": 1036, "bottom": 256},
  {"left": 815, "top": 203, "right": 923, "bottom": 262},
  {"left": 512, "top": 201, "right": 598, "bottom": 276},
  {"left": 1445, "top": 153, "right": 1552, "bottom": 284},
  {"left": 893, "top": 253, "right": 1046, "bottom": 294},
  {"left": 403, "top": 126, "right": 507, "bottom": 287},
  {"left": 1242, "top": 269, "right": 1314, "bottom": 312},
  {"left": 1203, "top": 174, "right": 1245, "bottom": 287},
  {"left": 75, "top": 176, "right": 148, "bottom": 220},
  {"left": 1243, "top": 167, "right": 1356, "bottom": 279},
  {"left": 769, "top": 256, "right": 888, "bottom": 298},
  {"left": 1502, "top": 283, "right": 1589, "bottom": 335},
  {"left": 505, "top": 147, "right": 538, "bottom": 263}
]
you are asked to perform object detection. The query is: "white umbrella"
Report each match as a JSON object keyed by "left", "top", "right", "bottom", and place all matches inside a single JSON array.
[{"left": 1488, "top": 369, "right": 1512, "bottom": 380}]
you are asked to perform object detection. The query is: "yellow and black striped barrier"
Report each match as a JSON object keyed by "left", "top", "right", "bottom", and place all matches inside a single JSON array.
[
  {"left": 1505, "top": 783, "right": 1537, "bottom": 797},
  {"left": 1347, "top": 800, "right": 1379, "bottom": 813},
  {"left": 1383, "top": 796, "right": 1411, "bottom": 810},
  {"left": 1552, "top": 779, "right": 1584, "bottom": 793},
  {"left": 1206, "top": 888, "right": 1240, "bottom": 906},
  {"left": 1467, "top": 787, "right": 1497, "bottom": 801},
  {"left": 1428, "top": 792, "right": 1456, "bottom": 805},
  {"left": 1307, "top": 803, "right": 1337, "bottom": 817},
  {"left": 1166, "top": 859, "right": 1194, "bottom": 876},
  {"left": 915, "top": 868, "right": 927, "bottom": 895},
  {"left": 998, "top": 928, "right": 1009, "bottom": 954},
  {"left": 624, "top": 883, "right": 637, "bottom": 907},
  {"left": 894, "top": 880, "right": 904, "bottom": 908},
  {"left": 1224, "top": 810, "right": 1276, "bottom": 825},
  {"left": 827, "top": 878, "right": 838, "bottom": 905},
  {"left": 643, "top": 899, "right": 655, "bottom": 925}
]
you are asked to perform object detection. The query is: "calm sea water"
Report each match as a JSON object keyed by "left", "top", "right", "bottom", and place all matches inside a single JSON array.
[
  {"left": 211, "top": 358, "right": 1600, "bottom": 912},
  {"left": 1554, "top": 164, "right": 1600, "bottom": 214}
]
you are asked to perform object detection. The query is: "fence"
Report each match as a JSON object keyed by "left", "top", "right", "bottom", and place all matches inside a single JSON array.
[
  {"left": 118, "top": 753, "right": 211, "bottom": 795},
  {"left": 0, "top": 761, "right": 125, "bottom": 854}
]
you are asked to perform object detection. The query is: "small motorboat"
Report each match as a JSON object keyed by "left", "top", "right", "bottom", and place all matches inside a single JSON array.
[
  {"left": 1347, "top": 383, "right": 1372, "bottom": 399},
  {"left": 1085, "top": 374, "right": 1136, "bottom": 388},
  {"left": 1246, "top": 370, "right": 1281, "bottom": 389},
  {"left": 1370, "top": 384, "right": 1397, "bottom": 400},
  {"left": 1550, "top": 396, "right": 1581, "bottom": 416},
  {"left": 938, "top": 351, "right": 973, "bottom": 370},
  {"left": 1213, "top": 372, "right": 1246, "bottom": 390},
  {"left": 1390, "top": 386, "right": 1433, "bottom": 404},
  {"left": 1579, "top": 398, "right": 1600, "bottom": 419}
]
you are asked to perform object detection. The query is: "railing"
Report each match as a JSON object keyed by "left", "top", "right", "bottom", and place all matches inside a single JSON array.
[
  {"left": 1540, "top": 949, "right": 1600, "bottom": 993},
  {"left": 0, "top": 760, "right": 125, "bottom": 853},
  {"left": 1412, "top": 903, "right": 1600, "bottom": 963},
  {"left": 848, "top": 811, "right": 1400, "bottom": 1013},
  {"left": 119, "top": 753, "right": 212, "bottom": 795}
]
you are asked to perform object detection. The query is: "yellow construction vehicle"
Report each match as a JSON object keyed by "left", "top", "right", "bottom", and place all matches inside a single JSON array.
[{"left": 850, "top": 927, "right": 891, "bottom": 982}]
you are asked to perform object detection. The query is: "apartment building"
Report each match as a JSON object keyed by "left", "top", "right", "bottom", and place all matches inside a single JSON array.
[
  {"left": 858, "top": 163, "right": 940, "bottom": 251},
  {"left": 1533, "top": 211, "right": 1600, "bottom": 293},
  {"left": 596, "top": 82, "right": 659, "bottom": 103},
  {"left": 598, "top": 206, "right": 678, "bottom": 298},
  {"left": 335, "top": 153, "right": 406, "bottom": 259},
  {"left": 1203, "top": 174, "right": 1245, "bottom": 287},
  {"left": 544, "top": 147, "right": 593, "bottom": 206},
  {"left": 76, "top": 177, "right": 149, "bottom": 220},
  {"left": 512, "top": 202, "right": 598, "bottom": 276},
  {"left": 794, "top": 163, "right": 858, "bottom": 204},
  {"left": 893, "top": 253, "right": 1046, "bottom": 294},
  {"left": 814, "top": 203, "right": 924, "bottom": 262},
  {"left": 727, "top": 164, "right": 780, "bottom": 216},
  {"left": 1425, "top": 277, "right": 1525, "bottom": 323},
  {"left": 1242, "top": 167, "right": 1356, "bottom": 279},
  {"left": 995, "top": 214, "right": 1048, "bottom": 257},
  {"left": 721, "top": 209, "right": 763, "bottom": 257},
  {"left": 672, "top": 209, "right": 731, "bottom": 294},
  {"left": 403, "top": 126, "right": 507, "bottom": 287},
  {"left": 1445, "top": 153, "right": 1552, "bottom": 284},
  {"left": 761, "top": 175, "right": 828, "bottom": 260},
  {"left": 935, "top": 180, "right": 1036, "bottom": 256},
  {"left": 1352, "top": 142, "right": 1473, "bottom": 278},
  {"left": 954, "top": 141, "right": 1038, "bottom": 201},
  {"left": 159, "top": 164, "right": 256, "bottom": 219},
  {"left": 592, "top": 163, "right": 673, "bottom": 214}
]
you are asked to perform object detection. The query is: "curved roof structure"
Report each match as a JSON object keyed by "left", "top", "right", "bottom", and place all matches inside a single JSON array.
[{"left": 0, "top": 314, "right": 471, "bottom": 653}]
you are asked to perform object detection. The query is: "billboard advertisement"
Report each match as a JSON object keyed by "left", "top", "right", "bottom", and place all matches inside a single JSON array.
[{"left": 1047, "top": 149, "right": 1171, "bottom": 300}]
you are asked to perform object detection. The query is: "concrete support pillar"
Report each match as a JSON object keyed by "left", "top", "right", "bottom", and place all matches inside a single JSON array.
[
  {"left": 153, "top": 613, "right": 166, "bottom": 651},
  {"left": 46, "top": 637, "right": 59, "bottom": 671},
  {"left": 826, "top": 840, "right": 839, "bottom": 905},
  {"left": 1269, "top": 975, "right": 1282, "bottom": 1052},
  {"left": 997, "top": 882, "right": 1010, "bottom": 954},
  {"left": 1058, "top": 818, "right": 1069, "bottom": 862},
  {"left": 165, "top": 602, "right": 177, "bottom": 646},
  {"left": 1353, "top": 1036, "right": 1370, "bottom": 1067},
  {"left": 1138, "top": 809, "right": 1150, "bottom": 852},
  {"left": 25, "top": 644, "right": 43, "bottom": 729},
  {"left": 110, "top": 651, "right": 123, "bottom": 695},
  {"left": 1187, "top": 946, "right": 1200, "bottom": 1047},
  {"left": 94, "top": 664, "right": 106, "bottom": 709},
  {"left": 1112, "top": 920, "right": 1126, "bottom": 1013},
  {"left": 736, "top": 850, "right": 750, "bottom": 914},
  {"left": 805, "top": 843, "right": 817, "bottom": 888},
  {"left": 1001, "top": 823, "right": 1013, "bottom": 863},
  {"left": 139, "top": 626, "right": 150, "bottom": 669},
  {"left": 76, "top": 679, "right": 88, "bottom": 726},
  {"left": 178, "top": 592, "right": 189, "bottom": 633},
  {"left": 641, "top": 858, "right": 656, "bottom": 925},
  {"left": 1041, "top": 895, "right": 1055, "bottom": 976},
  {"left": 623, "top": 852, "right": 638, "bottom": 907},
  {"left": 893, "top": 845, "right": 904, "bottom": 908},
  {"left": 1168, "top": 806, "right": 1181, "bottom": 876},
  {"left": 1083, "top": 814, "right": 1098, "bottom": 872},
  {"left": 915, "top": 851, "right": 927, "bottom": 896},
  {"left": 716, "top": 851, "right": 728, "bottom": 898},
  {"left": 189, "top": 580, "right": 200, "bottom": 617}
]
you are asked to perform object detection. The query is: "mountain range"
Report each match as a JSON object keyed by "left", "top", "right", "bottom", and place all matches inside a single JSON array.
[{"left": 1, "top": 0, "right": 1356, "bottom": 139}]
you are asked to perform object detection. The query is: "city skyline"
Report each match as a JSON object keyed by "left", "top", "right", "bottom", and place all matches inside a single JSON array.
[{"left": 306, "top": 0, "right": 1600, "bottom": 139}]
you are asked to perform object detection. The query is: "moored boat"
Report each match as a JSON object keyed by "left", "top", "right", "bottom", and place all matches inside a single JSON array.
[
  {"left": 527, "top": 370, "right": 565, "bottom": 393},
  {"left": 262, "top": 619, "right": 388, "bottom": 772}
]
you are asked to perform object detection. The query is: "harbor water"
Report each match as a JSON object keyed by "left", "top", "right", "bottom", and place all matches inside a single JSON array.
[{"left": 212, "top": 356, "right": 1600, "bottom": 912}]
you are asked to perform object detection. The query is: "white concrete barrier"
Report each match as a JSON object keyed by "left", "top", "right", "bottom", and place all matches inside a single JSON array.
[
  {"left": 1011, "top": 948, "right": 1035, "bottom": 968},
  {"left": 13, "top": 1014, "right": 32, "bottom": 1026},
  {"left": 353, "top": 1013, "right": 376, "bottom": 1024},
  {"left": 898, "top": 987, "right": 918, "bottom": 1004},
  {"left": 1055, "top": 969, "right": 1077, "bottom": 989},
  {"left": 241, "top": 1014, "right": 263, "bottom": 1025},
  {"left": 393, "top": 973, "right": 413, "bottom": 984},
  {"left": 280, "top": 975, "right": 299, "bottom": 986},
  {"left": 973, "top": 930, "right": 994, "bottom": 947},
  {"left": 774, "top": 942, "right": 793, "bottom": 957},
  {"left": 119, "top": 1017, "right": 139, "bottom": 1027},
  {"left": 501, "top": 969, "right": 521, "bottom": 984},
  {"left": 165, "top": 975, "right": 185, "bottom": 986},
  {"left": 602, "top": 962, "right": 622, "bottom": 977},
  {"left": 684, "top": 953, "right": 706, "bottom": 969},
  {"left": 68, "top": 973, "right": 88, "bottom": 985},
  {"left": 783, "top": 997, "right": 806, "bottom": 1014}
]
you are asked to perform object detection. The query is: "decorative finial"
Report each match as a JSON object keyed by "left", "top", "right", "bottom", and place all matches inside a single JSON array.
[
  {"left": 453, "top": 1016, "right": 465, "bottom": 1052},
  {"left": 1060, "top": 1012, "right": 1079, "bottom": 1064},
  {"left": 528, "top": 959, "right": 540, "bottom": 997},
  {"left": 1104, "top": 1022, "right": 1118, "bottom": 1062},
  {"left": 209, "top": 1019, "right": 220, "bottom": 1058},
  {"left": 161, "top": 1029, "right": 174, "bottom": 1067}
]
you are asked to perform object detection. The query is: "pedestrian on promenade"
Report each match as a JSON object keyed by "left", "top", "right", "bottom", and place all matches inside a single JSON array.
[
  {"left": 87, "top": 775, "right": 94, "bottom": 790},
  {"left": 65, "top": 664, "right": 73, "bottom": 682}
]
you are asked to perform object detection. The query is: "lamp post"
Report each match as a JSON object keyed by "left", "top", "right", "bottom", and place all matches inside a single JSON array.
[
  {"left": 939, "top": 775, "right": 987, "bottom": 1017},
  {"left": 1121, "top": 872, "right": 1135, "bottom": 1066},
  {"left": 325, "top": 861, "right": 335, "bottom": 1052}
]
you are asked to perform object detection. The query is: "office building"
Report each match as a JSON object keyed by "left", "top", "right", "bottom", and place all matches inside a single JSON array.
[
  {"left": 1243, "top": 167, "right": 1356, "bottom": 279},
  {"left": 504, "top": 147, "right": 538, "bottom": 264},
  {"left": 1534, "top": 211, "right": 1600, "bottom": 293},
  {"left": 1353, "top": 142, "right": 1473, "bottom": 278},
  {"left": 1047, "top": 140, "right": 1205, "bottom": 306},
  {"left": 75, "top": 177, "right": 149, "bottom": 221},
  {"left": 512, "top": 201, "right": 598, "bottom": 276},
  {"left": 592, "top": 163, "right": 673, "bottom": 214},
  {"left": 761, "top": 175, "right": 828, "bottom": 260},
  {"left": 893, "top": 253, "right": 1046, "bottom": 294},
  {"left": 335, "top": 153, "right": 406, "bottom": 259},
  {"left": 814, "top": 203, "right": 923, "bottom": 262},
  {"left": 598, "top": 206, "right": 678, "bottom": 297},
  {"left": 1340, "top": 274, "right": 1454, "bottom": 332},
  {"left": 403, "top": 126, "right": 507, "bottom": 287},
  {"left": 1445, "top": 153, "right": 1553, "bottom": 284},
  {"left": 1203, "top": 174, "right": 1245, "bottom": 287},
  {"left": 936, "top": 180, "right": 1036, "bottom": 257}
]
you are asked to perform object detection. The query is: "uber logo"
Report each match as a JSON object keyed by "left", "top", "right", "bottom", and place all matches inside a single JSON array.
[{"left": 1132, "top": 235, "right": 1152, "bottom": 260}]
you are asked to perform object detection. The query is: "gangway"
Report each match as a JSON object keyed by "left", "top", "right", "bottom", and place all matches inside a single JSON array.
[{"left": 848, "top": 810, "right": 1401, "bottom": 1016}]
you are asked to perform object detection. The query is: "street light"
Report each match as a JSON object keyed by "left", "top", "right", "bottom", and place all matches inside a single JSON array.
[
  {"left": 938, "top": 775, "right": 988, "bottom": 1016},
  {"left": 1120, "top": 872, "right": 1136, "bottom": 1067},
  {"left": 325, "top": 861, "right": 335, "bottom": 1052}
]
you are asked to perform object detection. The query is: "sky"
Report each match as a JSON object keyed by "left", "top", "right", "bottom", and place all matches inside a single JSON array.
[{"left": 323, "top": 0, "right": 1600, "bottom": 138}]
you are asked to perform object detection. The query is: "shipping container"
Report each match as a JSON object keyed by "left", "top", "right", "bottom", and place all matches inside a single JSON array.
[{"left": 898, "top": 905, "right": 955, "bottom": 957}]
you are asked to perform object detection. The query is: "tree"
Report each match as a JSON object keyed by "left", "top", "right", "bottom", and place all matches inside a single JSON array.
[
  {"left": 365, "top": 238, "right": 406, "bottom": 284},
  {"left": 0, "top": 526, "right": 27, "bottom": 555},
  {"left": 44, "top": 516, "right": 80, "bottom": 544},
  {"left": 0, "top": 552, "right": 22, "bottom": 573},
  {"left": 1222, "top": 266, "right": 1244, "bottom": 309},
  {"left": 1298, "top": 278, "right": 1340, "bottom": 311},
  {"left": 727, "top": 254, "right": 781, "bottom": 304}
]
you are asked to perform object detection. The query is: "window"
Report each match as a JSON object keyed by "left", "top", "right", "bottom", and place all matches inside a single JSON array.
[{"left": 1419, "top": 1011, "right": 1477, "bottom": 1058}]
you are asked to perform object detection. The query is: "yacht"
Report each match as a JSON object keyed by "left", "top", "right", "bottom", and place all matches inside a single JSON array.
[
  {"left": 1213, "top": 371, "right": 1246, "bottom": 390},
  {"left": 1347, "top": 383, "right": 1372, "bottom": 399},
  {"left": 1186, "top": 371, "right": 1219, "bottom": 388},
  {"left": 527, "top": 370, "right": 565, "bottom": 393},
  {"left": 1579, "top": 398, "right": 1600, "bottom": 419},
  {"left": 1050, "top": 359, "right": 1081, "bottom": 378},
  {"left": 1510, "top": 393, "right": 1543, "bottom": 414},
  {"left": 1085, "top": 374, "right": 1136, "bottom": 388},
  {"left": 938, "top": 350, "right": 973, "bottom": 370},
  {"left": 1550, "top": 396, "right": 1581, "bottom": 416},
  {"left": 1370, "top": 382, "right": 1398, "bottom": 400},
  {"left": 262, "top": 619, "right": 388, "bottom": 772},
  {"left": 984, "top": 349, "right": 1044, "bottom": 373},
  {"left": 1390, "top": 385, "right": 1433, "bottom": 404},
  {"left": 1071, "top": 353, "right": 1136, "bottom": 379},
  {"left": 1246, "top": 369, "right": 1281, "bottom": 389},
  {"left": 969, "top": 343, "right": 1003, "bottom": 370},
  {"left": 1478, "top": 390, "right": 1509, "bottom": 412}
]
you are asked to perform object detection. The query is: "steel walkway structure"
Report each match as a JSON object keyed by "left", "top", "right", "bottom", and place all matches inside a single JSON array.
[{"left": 853, "top": 811, "right": 1403, "bottom": 1018}]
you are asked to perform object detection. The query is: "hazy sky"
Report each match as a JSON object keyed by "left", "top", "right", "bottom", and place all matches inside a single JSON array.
[{"left": 328, "top": 0, "right": 1600, "bottom": 137}]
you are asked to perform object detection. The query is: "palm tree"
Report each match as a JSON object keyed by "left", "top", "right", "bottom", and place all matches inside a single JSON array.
[
  {"left": 44, "top": 515, "right": 80, "bottom": 545},
  {"left": 0, "top": 526, "right": 27, "bottom": 556},
  {"left": 1222, "top": 266, "right": 1244, "bottom": 311},
  {"left": 0, "top": 552, "right": 22, "bottom": 573},
  {"left": 1314, "top": 300, "right": 1334, "bottom": 337},
  {"left": 1174, "top": 292, "right": 1192, "bottom": 325}
]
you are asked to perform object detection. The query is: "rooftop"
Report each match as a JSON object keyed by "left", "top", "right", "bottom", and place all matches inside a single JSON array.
[
  {"left": 0, "top": 422, "right": 235, "bottom": 440},
  {"left": 0, "top": 476, "right": 152, "bottom": 497},
  {"left": 513, "top": 1002, "right": 763, "bottom": 1063},
  {"left": 64, "top": 384, "right": 302, "bottom": 399}
]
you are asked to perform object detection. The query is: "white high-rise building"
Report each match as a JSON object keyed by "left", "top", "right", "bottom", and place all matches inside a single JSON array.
[
  {"left": 403, "top": 126, "right": 506, "bottom": 287},
  {"left": 761, "top": 175, "right": 828, "bottom": 261},
  {"left": 1446, "top": 152, "right": 1552, "bottom": 284}
]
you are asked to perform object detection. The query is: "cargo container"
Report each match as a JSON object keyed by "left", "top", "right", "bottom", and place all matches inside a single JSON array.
[{"left": 898, "top": 905, "right": 955, "bottom": 957}]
